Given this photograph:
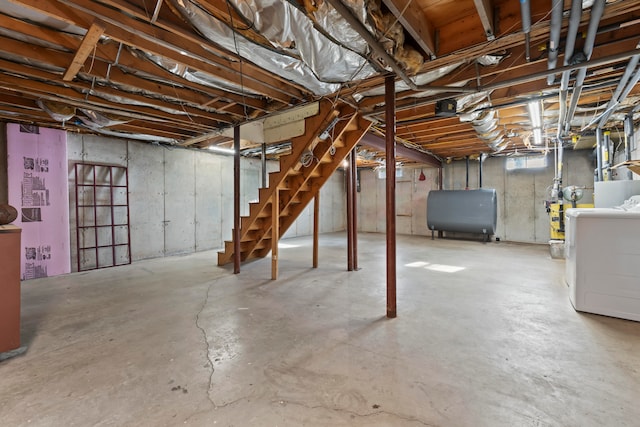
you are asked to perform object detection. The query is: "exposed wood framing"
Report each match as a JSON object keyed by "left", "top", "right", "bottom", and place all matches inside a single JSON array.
[
  {"left": 382, "top": 0, "right": 436, "bottom": 58},
  {"left": 63, "top": 20, "right": 106, "bottom": 81}
]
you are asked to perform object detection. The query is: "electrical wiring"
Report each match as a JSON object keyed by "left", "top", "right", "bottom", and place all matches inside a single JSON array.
[{"left": 300, "top": 150, "right": 316, "bottom": 167}]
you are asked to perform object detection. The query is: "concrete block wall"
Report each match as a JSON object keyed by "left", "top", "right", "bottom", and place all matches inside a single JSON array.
[
  {"left": 442, "top": 150, "right": 595, "bottom": 243},
  {"left": 67, "top": 133, "right": 346, "bottom": 271}
]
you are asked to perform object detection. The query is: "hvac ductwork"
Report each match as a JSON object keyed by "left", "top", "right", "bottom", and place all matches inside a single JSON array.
[
  {"left": 458, "top": 93, "right": 506, "bottom": 152},
  {"left": 168, "top": 0, "right": 377, "bottom": 96}
]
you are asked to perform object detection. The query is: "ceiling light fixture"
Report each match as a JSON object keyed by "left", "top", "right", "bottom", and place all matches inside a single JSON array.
[
  {"left": 528, "top": 101, "right": 543, "bottom": 145},
  {"left": 528, "top": 101, "right": 541, "bottom": 128}
]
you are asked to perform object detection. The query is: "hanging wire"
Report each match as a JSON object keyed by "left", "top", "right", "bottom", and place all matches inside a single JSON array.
[{"left": 225, "top": 0, "right": 251, "bottom": 121}]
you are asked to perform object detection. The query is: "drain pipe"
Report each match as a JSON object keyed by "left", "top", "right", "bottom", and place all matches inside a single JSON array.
[
  {"left": 547, "top": 0, "right": 564, "bottom": 84},
  {"left": 520, "top": 0, "right": 532, "bottom": 61},
  {"left": 565, "top": 0, "right": 606, "bottom": 133}
]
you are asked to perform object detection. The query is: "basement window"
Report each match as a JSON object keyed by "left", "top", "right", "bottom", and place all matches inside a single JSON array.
[{"left": 506, "top": 155, "right": 547, "bottom": 171}]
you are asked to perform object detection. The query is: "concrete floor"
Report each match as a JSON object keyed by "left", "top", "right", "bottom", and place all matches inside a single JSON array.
[{"left": 1, "top": 232, "right": 639, "bottom": 426}]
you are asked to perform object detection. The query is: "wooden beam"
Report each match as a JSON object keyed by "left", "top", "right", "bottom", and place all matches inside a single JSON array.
[
  {"left": 63, "top": 20, "right": 105, "bottom": 81},
  {"left": 473, "top": 0, "right": 495, "bottom": 40},
  {"left": 11, "top": 0, "right": 304, "bottom": 103},
  {"left": 381, "top": 0, "right": 436, "bottom": 58},
  {"left": 360, "top": 132, "right": 441, "bottom": 167}
]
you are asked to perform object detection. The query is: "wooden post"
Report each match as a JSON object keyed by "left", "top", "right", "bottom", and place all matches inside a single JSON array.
[
  {"left": 271, "top": 188, "right": 279, "bottom": 280},
  {"left": 385, "top": 75, "right": 397, "bottom": 319},
  {"left": 233, "top": 125, "right": 241, "bottom": 274},
  {"left": 313, "top": 193, "right": 319, "bottom": 268}
]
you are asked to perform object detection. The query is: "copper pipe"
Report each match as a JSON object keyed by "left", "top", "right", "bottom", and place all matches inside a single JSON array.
[
  {"left": 385, "top": 75, "right": 397, "bottom": 319},
  {"left": 233, "top": 125, "right": 241, "bottom": 274}
]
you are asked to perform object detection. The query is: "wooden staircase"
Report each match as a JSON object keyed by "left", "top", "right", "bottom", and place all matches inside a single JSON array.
[{"left": 217, "top": 100, "right": 372, "bottom": 266}]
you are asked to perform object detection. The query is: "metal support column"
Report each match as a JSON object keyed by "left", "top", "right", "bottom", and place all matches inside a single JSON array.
[
  {"left": 346, "top": 153, "right": 354, "bottom": 271},
  {"left": 313, "top": 193, "right": 319, "bottom": 268},
  {"left": 271, "top": 188, "right": 279, "bottom": 280},
  {"left": 261, "top": 142, "right": 267, "bottom": 188},
  {"left": 385, "top": 75, "right": 397, "bottom": 319},
  {"left": 479, "top": 156, "right": 483, "bottom": 188},
  {"left": 350, "top": 148, "right": 359, "bottom": 271},
  {"left": 233, "top": 125, "right": 241, "bottom": 274}
]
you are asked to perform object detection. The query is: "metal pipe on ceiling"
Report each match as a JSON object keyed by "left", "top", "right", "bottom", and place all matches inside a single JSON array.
[
  {"left": 560, "top": 0, "right": 584, "bottom": 92},
  {"left": 565, "top": 0, "right": 606, "bottom": 133},
  {"left": 520, "top": 0, "right": 532, "bottom": 61},
  {"left": 556, "top": 0, "right": 583, "bottom": 141},
  {"left": 366, "top": 48, "right": 640, "bottom": 119},
  {"left": 598, "top": 63, "right": 640, "bottom": 127},
  {"left": 580, "top": 57, "right": 640, "bottom": 130},
  {"left": 547, "top": 0, "right": 564, "bottom": 85}
]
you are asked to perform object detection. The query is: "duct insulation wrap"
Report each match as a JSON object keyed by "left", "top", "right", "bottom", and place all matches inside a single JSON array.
[
  {"left": 427, "top": 189, "right": 497, "bottom": 236},
  {"left": 170, "top": 0, "right": 376, "bottom": 96}
]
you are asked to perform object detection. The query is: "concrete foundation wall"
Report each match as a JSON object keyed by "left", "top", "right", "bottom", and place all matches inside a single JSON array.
[
  {"left": 357, "top": 167, "right": 440, "bottom": 236},
  {"left": 442, "top": 150, "right": 594, "bottom": 243},
  {"left": 67, "top": 134, "right": 346, "bottom": 271},
  {"left": 357, "top": 150, "right": 595, "bottom": 244}
]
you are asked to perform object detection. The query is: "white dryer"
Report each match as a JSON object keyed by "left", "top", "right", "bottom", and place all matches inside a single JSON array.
[{"left": 565, "top": 208, "right": 640, "bottom": 322}]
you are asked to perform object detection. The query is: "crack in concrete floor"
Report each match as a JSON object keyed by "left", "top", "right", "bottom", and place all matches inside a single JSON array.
[
  {"left": 194, "top": 280, "right": 217, "bottom": 409},
  {"left": 275, "top": 398, "right": 438, "bottom": 426}
]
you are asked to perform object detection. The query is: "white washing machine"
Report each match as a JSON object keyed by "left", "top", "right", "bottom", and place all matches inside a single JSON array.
[{"left": 565, "top": 208, "right": 640, "bottom": 322}]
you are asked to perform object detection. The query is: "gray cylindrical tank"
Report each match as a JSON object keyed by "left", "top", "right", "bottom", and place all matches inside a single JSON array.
[{"left": 427, "top": 189, "right": 497, "bottom": 235}]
